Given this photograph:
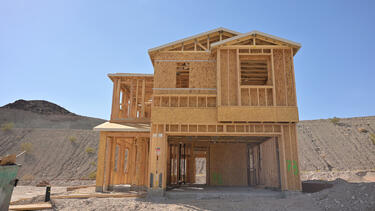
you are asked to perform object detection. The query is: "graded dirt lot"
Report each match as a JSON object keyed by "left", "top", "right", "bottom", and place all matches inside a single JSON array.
[{"left": 11, "top": 180, "right": 375, "bottom": 211}]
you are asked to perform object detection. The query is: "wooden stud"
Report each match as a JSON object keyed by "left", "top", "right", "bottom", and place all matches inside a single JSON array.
[
  {"left": 271, "top": 49, "right": 277, "bottom": 106},
  {"left": 237, "top": 49, "right": 241, "bottom": 106},
  {"left": 141, "top": 79, "right": 146, "bottom": 118}
]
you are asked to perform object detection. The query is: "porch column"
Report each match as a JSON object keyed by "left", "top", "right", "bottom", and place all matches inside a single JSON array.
[
  {"left": 95, "top": 132, "right": 107, "bottom": 192},
  {"left": 148, "top": 124, "right": 167, "bottom": 196}
]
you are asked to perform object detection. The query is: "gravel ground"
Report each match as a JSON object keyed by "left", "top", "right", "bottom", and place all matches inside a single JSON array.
[{"left": 11, "top": 179, "right": 375, "bottom": 211}]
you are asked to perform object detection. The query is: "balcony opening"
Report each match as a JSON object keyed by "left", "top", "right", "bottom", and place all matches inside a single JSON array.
[{"left": 176, "top": 62, "right": 190, "bottom": 88}]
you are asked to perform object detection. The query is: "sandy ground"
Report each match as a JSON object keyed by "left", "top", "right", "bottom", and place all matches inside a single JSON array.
[{"left": 10, "top": 179, "right": 375, "bottom": 211}]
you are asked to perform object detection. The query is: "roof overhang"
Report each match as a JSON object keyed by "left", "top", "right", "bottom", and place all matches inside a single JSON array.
[
  {"left": 107, "top": 73, "right": 154, "bottom": 82},
  {"left": 93, "top": 122, "right": 150, "bottom": 132}
]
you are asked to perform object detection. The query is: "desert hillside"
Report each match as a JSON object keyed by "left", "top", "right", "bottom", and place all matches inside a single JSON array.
[
  {"left": 298, "top": 116, "right": 375, "bottom": 171},
  {"left": 0, "top": 100, "right": 374, "bottom": 184},
  {"left": 0, "top": 99, "right": 105, "bottom": 130}
]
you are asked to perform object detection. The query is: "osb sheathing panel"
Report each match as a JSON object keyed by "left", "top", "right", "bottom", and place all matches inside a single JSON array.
[
  {"left": 210, "top": 143, "right": 248, "bottom": 186},
  {"left": 229, "top": 49, "right": 238, "bottom": 105},
  {"left": 220, "top": 49, "right": 228, "bottom": 105},
  {"left": 273, "top": 49, "right": 287, "bottom": 106},
  {"left": 259, "top": 138, "right": 280, "bottom": 188},
  {"left": 149, "top": 124, "right": 168, "bottom": 189},
  {"left": 153, "top": 62, "right": 176, "bottom": 88},
  {"left": 217, "top": 106, "right": 298, "bottom": 122},
  {"left": 281, "top": 124, "right": 301, "bottom": 191},
  {"left": 151, "top": 107, "right": 217, "bottom": 123},
  {"left": 273, "top": 48, "right": 297, "bottom": 107},
  {"left": 284, "top": 49, "right": 296, "bottom": 106},
  {"left": 219, "top": 49, "right": 239, "bottom": 106},
  {"left": 190, "top": 62, "right": 216, "bottom": 88}
]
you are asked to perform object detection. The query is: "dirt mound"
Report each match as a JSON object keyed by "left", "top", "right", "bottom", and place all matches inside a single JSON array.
[{"left": 2, "top": 99, "right": 75, "bottom": 116}]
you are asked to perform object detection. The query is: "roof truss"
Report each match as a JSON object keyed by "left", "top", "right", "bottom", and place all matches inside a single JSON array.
[{"left": 148, "top": 28, "right": 240, "bottom": 54}]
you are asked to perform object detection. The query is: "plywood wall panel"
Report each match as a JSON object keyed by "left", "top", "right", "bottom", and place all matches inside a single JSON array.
[
  {"left": 259, "top": 138, "right": 280, "bottom": 188},
  {"left": 284, "top": 49, "right": 296, "bottom": 106},
  {"left": 228, "top": 49, "right": 238, "bottom": 105},
  {"left": 289, "top": 124, "right": 301, "bottom": 190},
  {"left": 154, "top": 62, "right": 176, "bottom": 88},
  {"left": 190, "top": 62, "right": 216, "bottom": 88},
  {"left": 209, "top": 143, "right": 248, "bottom": 186},
  {"left": 273, "top": 49, "right": 286, "bottom": 106},
  {"left": 220, "top": 49, "right": 229, "bottom": 106}
]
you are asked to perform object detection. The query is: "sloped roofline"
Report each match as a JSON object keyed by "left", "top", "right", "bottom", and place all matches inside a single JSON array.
[
  {"left": 211, "top": 30, "right": 301, "bottom": 52},
  {"left": 148, "top": 27, "right": 241, "bottom": 53}
]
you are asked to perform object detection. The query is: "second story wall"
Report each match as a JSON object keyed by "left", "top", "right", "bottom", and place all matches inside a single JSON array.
[
  {"left": 217, "top": 47, "right": 297, "bottom": 107},
  {"left": 153, "top": 52, "right": 216, "bottom": 90}
]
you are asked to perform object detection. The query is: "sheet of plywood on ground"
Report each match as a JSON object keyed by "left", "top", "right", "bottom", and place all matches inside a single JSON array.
[
  {"left": 9, "top": 203, "right": 52, "bottom": 210},
  {"left": 190, "top": 61, "right": 216, "bottom": 88},
  {"left": 95, "top": 132, "right": 107, "bottom": 190},
  {"left": 51, "top": 193, "right": 145, "bottom": 199},
  {"left": 273, "top": 49, "right": 287, "bottom": 106},
  {"left": 210, "top": 143, "right": 248, "bottom": 186},
  {"left": 259, "top": 138, "right": 280, "bottom": 188}
]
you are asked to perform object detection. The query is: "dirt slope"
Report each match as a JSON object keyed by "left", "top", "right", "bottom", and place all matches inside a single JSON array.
[
  {"left": 298, "top": 116, "right": 375, "bottom": 171},
  {"left": 0, "top": 128, "right": 99, "bottom": 184}
]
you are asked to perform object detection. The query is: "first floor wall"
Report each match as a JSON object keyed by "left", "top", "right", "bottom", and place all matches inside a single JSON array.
[
  {"left": 95, "top": 122, "right": 301, "bottom": 192},
  {"left": 149, "top": 122, "right": 301, "bottom": 191}
]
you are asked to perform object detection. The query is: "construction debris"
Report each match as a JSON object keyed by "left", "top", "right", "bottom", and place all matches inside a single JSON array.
[{"left": 8, "top": 202, "right": 52, "bottom": 210}]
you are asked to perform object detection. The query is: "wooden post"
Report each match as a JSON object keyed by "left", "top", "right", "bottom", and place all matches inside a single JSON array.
[
  {"left": 110, "top": 79, "right": 120, "bottom": 120},
  {"left": 104, "top": 137, "right": 113, "bottom": 191},
  {"left": 271, "top": 49, "right": 277, "bottom": 106},
  {"left": 141, "top": 79, "right": 146, "bottom": 118},
  {"left": 217, "top": 49, "right": 221, "bottom": 106},
  {"left": 236, "top": 48, "right": 241, "bottom": 106},
  {"left": 95, "top": 133, "right": 107, "bottom": 192}
]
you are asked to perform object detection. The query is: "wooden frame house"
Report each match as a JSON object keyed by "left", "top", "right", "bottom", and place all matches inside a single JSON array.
[{"left": 94, "top": 28, "right": 302, "bottom": 195}]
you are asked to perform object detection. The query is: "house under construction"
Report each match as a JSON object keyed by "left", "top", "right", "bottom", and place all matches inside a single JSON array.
[{"left": 94, "top": 27, "right": 302, "bottom": 195}]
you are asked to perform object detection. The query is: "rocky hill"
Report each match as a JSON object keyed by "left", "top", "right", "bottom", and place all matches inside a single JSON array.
[
  {"left": 2, "top": 100, "right": 76, "bottom": 116},
  {"left": 0, "top": 100, "right": 106, "bottom": 130}
]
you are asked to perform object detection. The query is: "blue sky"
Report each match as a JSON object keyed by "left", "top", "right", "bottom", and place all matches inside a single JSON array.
[{"left": 0, "top": 0, "right": 374, "bottom": 120}]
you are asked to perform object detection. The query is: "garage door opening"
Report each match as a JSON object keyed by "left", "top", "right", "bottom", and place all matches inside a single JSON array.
[{"left": 167, "top": 136, "right": 281, "bottom": 190}]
